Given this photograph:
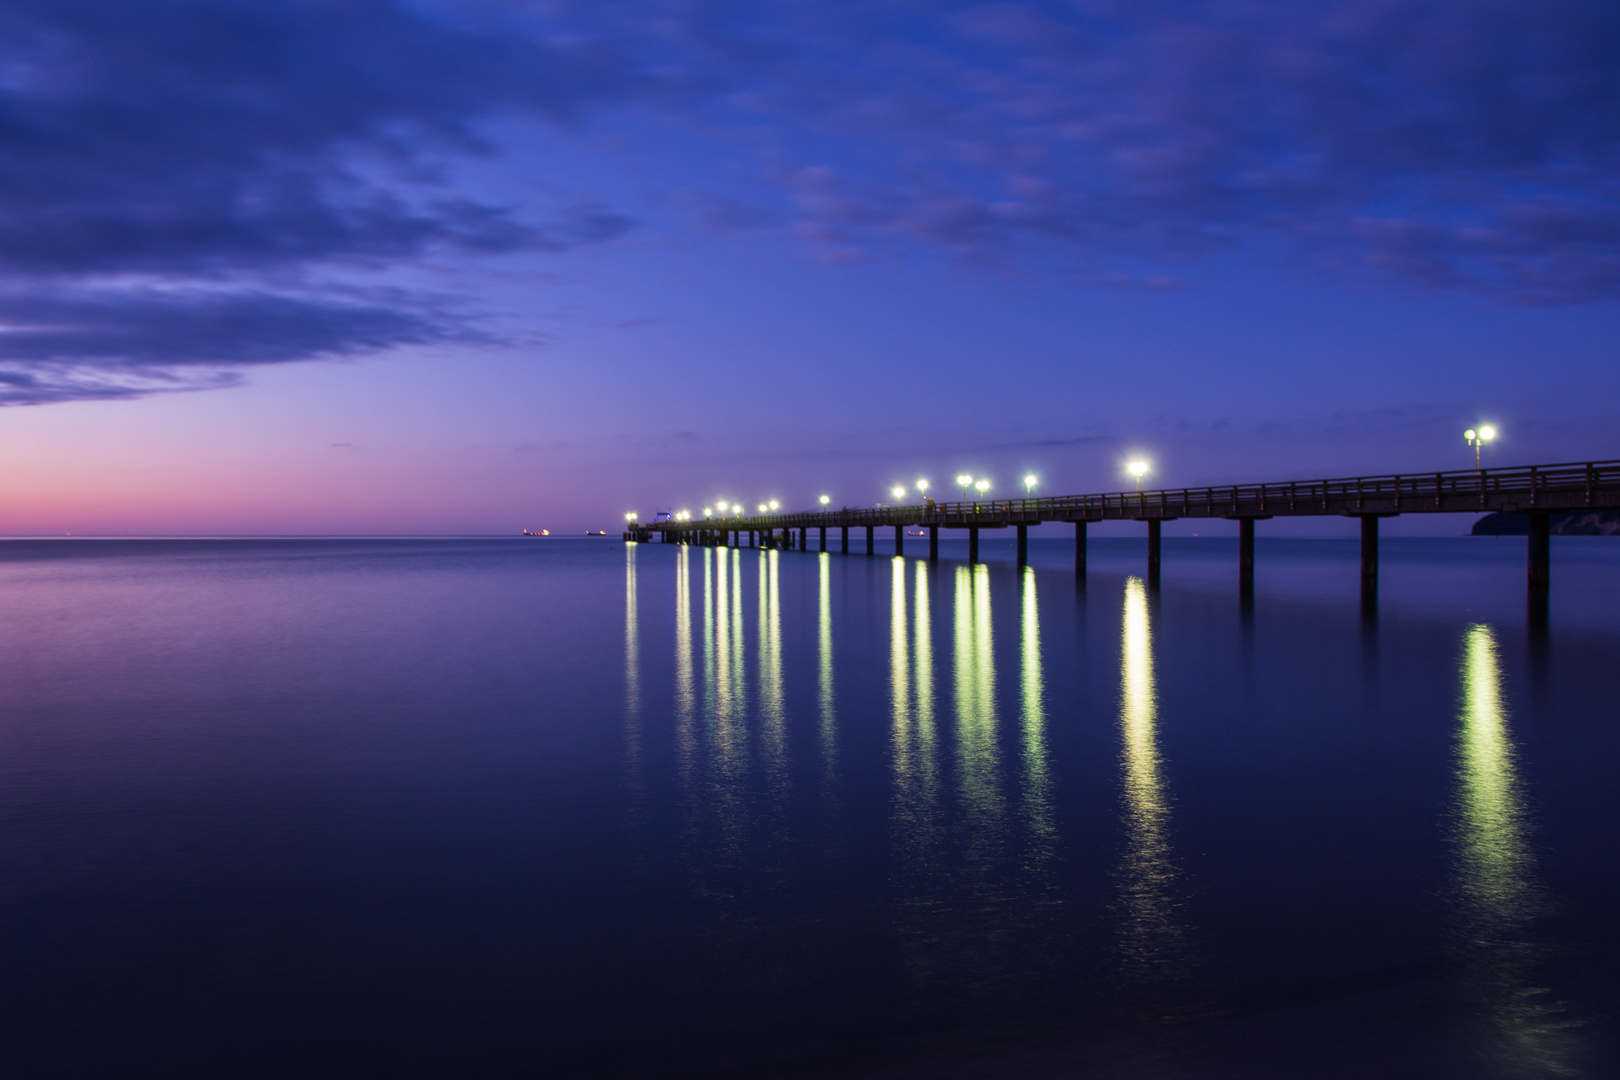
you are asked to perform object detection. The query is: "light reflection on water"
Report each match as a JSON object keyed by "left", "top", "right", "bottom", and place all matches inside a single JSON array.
[
  {"left": 612, "top": 545, "right": 1613, "bottom": 1073},
  {"left": 8, "top": 539, "right": 1620, "bottom": 1078},
  {"left": 1116, "top": 576, "right": 1188, "bottom": 977},
  {"left": 1453, "top": 624, "right": 1578, "bottom": 1073}
]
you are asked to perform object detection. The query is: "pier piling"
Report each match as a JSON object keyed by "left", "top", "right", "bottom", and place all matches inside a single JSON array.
[{"left": 1528, "top": 512, "right": 1551, "bottom": 591}]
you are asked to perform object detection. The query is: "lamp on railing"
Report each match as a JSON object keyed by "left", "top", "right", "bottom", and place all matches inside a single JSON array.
[{"left": 1465, "top": 426, "right": 1496, "bottom": 470}]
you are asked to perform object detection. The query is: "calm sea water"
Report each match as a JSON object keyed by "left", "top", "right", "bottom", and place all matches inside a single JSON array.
[{"left": 1, "top": 536, "right": 1617, "bottom": 1078}]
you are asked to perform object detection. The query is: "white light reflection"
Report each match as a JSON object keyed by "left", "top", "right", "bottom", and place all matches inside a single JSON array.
[
  {"left": 759, "top": 548, "right": 787, "bottom": 793},
  {"left": 624, "top": 541, "right": 643, "bottom": 799},
  {"left": 1116, "top": 576, "right": 1185, "bottom": 974},
  {"left": 1021, "top": 567, "right": 1055, "bottom": 856},
  {"left": 818, "top": 553, "right": 836, "bottom": 778}
]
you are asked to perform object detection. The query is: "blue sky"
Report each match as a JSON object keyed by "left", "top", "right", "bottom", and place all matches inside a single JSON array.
[{"left": 0, "top": 0, "right": 1615, "bottom": 534}]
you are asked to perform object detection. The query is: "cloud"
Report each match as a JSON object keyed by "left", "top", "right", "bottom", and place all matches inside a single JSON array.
[
  {"left": 704, "top": 0, "right": 1620, "bottom": 302},
  {"left": 4, "top": 0, "right": 1616, "bottom": 410},
  {"left": 0, "top": 0, "right": 649, "bottom": 404},
  {"left": 0, "top": 286, "right": 461, "bottom": 404}
]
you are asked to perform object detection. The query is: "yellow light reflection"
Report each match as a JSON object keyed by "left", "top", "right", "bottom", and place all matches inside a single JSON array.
[
  {"left": 955, "top": 564, "right": 1004, "bottom": 836},
  {"left": 1117, "top": 576, "right": 1184, "bottom": 971},
  {"left": 1452, "top": 624, "right": 1573, "bottom": 1070},
  {"left": 891, "top": 555, "right": 941, "bottom": 905},
  {"left": 675, "top": 545, "right": 694, "bottom": 725},
  {"left": 1456, "top": 624, "right": 1532, "bottom": 934}
]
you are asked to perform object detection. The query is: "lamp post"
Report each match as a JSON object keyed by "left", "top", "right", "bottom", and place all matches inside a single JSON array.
[
  {"left": 957, "top": 474, "right": 973, "bottom": 503},
  {"left": 974, "top": 478, "right": 990, "bottom": 502},
  {"left": 1465, "top": 426, "right": 1496, "bottom": 470},
  {"left": 1128, "top": 460, "right": 1149, "bottom": 491},
  {"left": 1023, "top": 474, "right": 1037, "bottom": 501},
  {"left": 819, "top": 495, "right": 830, "bottom": 507}
]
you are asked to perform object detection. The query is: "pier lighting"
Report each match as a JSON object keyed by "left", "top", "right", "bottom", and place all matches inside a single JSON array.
[
  {"left": 957, "top": 474, "right": 973, "bottom": 501},
  {"left": 769, "top": 500, "right": 780, "bottom": 511},
  {"left": 625, "top": 512, "right": 638, "bottom": 521},
  {"left": 716, "top": 501, "right": 728, "bottom": 512},
  {"left": 703, "top": 508, "right": 712, "bottom": 518},
  {"left": 892, "top": 485, "right": 906, "bottom": 500},
  {"left": 819, "top": 495, "right": 830, "bottom": 506},
  {"left": 916, "top": 479, "right": 929, "bottom": 493},
  {"left": 1128, "top": 460, "right": 1150, "bottom": 490},
  {"left": 1466, "top": 426, "right": 1497, "bottom": 469},
  {"left": 1024, "top": 474, "right": 1038, "bottom": 495},
  {"left": 758, "top": 503, "right": 768, "bottom": 513},
  {"left": 974, "top": 478, "right": 990, "bottom": 501}
]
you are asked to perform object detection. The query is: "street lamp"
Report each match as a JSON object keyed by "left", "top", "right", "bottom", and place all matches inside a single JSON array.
[
  {"left": 1024, "top": 474, "right": 1037, "bottom": 498},
  {"left": 758, "top": 503, "right": 767, "bottom": 513},
  {"left": 625, "top": 512, "right": 638, "bottom": 521},
  {"left": 957, "top": 474, "right": 973, "bottom": 502},
  {"left": 769, "top": 500, "right": 779, "bottom": 511},
  {"left": 819, "top": 495, "right": 831, "bottom": 506},
  {"left": 974, "top": 478, "right": 990, "bottom": 501},
  {"left": 891, "top": 485, "right": 906, "bottom": 501},
  {"left": 1128, "top": 460, "right": 1150, "bottom": 491},
  {"left": 916, "top": 479, "right": 929, "bottom": 494},
  {"left": 703, "top": 508, "right": 712, "bottom": 518},
  {"left": 1465, "top": 426, "right": 1497, "bottom": 469}
]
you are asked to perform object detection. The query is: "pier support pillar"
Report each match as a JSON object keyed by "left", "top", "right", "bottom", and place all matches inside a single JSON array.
[
  {"left": 1360, "top": 516, "right": 1378, "bottom": 582},
  {"left": 1147, "top": 519, "right": 1162, "bottom": 584},
  {"left": 1016, "top": 524, "right": 1028, "bottom": 566},
  {"left": 1239, "top": 517, "right": 1256, "bottom": 593},
  {"left": 841, "top": 526, "right": 848, "bottom": 554},
  {"left": 750, "top": 530, "right": 757, "bottom": 548},
  {"left": 819, "top": 526, "right": 827, "bottom": 552},
  {"left": 968, "top": 527, "right": 979, "bottom": 564},
  {"left": 800, "top": 527, "right": 807, "bottom": 551},
  {"left": 865, "top": 525, "right": 874, "bottom": 556},
  {"left": 895, "top": 525, "right": 904, "bottom": 557},
  {"left": 1075, "top": 521, "right": 1087, "bottom": 576},
  {"left": 1528, "top": 512, "right": 1551, "bottom": 591},
  {"left": 928, "top": 526, "right": 938, "bottom": 563}
]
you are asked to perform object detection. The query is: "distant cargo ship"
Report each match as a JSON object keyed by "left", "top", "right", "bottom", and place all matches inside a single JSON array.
[{"left": 522, "top": 529, "right": 549, "bottom": 536}]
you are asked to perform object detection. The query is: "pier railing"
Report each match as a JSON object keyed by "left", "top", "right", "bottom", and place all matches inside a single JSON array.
[{"left": 659, "top": 459, "right": 1619, "bottom": 533}]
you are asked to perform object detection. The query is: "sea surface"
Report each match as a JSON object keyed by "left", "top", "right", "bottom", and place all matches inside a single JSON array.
[{"left": 1, "top": 536, "right": 1617, "bottom": 1078}]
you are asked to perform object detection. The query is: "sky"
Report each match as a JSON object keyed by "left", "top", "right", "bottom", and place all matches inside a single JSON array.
[{"left": 0, "top": 0, "right": 1616, "bottom": 536}]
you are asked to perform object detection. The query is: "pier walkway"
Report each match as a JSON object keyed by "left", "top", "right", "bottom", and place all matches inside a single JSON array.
[{"left": 628, "top": 459, "right": 1620, "bottom": 592}]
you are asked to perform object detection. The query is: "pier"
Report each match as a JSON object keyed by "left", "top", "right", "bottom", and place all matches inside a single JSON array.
[{"left": 627, "top": 459, "right": 1620, "bottom": 592}]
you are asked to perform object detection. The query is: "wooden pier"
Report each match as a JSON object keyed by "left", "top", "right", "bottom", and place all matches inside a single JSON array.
[{"left": 628, "top": 459, "right": 1620, "bottom": 592}]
